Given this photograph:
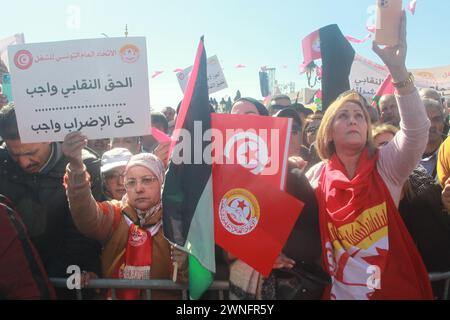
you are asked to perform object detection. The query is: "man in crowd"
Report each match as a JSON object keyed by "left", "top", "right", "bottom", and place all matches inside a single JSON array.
[
  {"left": 141, "top": 112, "right": 170, "bottom": 165},
  {"left": 379, "top": 94, "right": 401, "bottom": 127},
  {"left": 0, "top": 103, "right": 103, "bottom": 297},
  {"left": 420, "top": 88, "right": 449, "bottom": 136},
  {"left": 87, "top": 138, "right": 111, "bottom": 157},
  {"left": 292, "top": 102, "right": 313, "bottom": 123},
  {"left": 269, "top": 94, "right": 292, "bottom": 115},
  {"left": 111, "top": 136, "right": 142, "bottom": 154},
  {"left": 421, "top": 98, "right": 446, "bottom": 178},
  {"left": 162, "top": 106, "right": 176, "bottom": 135}
]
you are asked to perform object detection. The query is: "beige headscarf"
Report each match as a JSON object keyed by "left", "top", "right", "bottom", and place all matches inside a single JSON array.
[{"left": 123, "top": 153, "right": 166, "bottom": 227}]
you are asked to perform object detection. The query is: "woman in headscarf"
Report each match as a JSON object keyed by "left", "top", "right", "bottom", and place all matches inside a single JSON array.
[
  {"left": 62, "top": 132, "right": 187, "bottom": 300},
  {"left": 306, "top": 13, "right": 433, "bottom": 299}
]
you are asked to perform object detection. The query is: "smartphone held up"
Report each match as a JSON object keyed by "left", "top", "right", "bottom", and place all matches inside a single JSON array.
[{"left": 375, "top": 0, "right": 403, "bottom": 47}]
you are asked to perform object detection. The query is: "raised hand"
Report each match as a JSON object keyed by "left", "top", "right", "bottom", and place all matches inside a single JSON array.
[
  {"left": 62, "top": 131, "right": 87, "bottom": 170},
  {"left": 372, "top": 11, "right": 409, "bottom": 83},
  {"left": 154, "top": 141, "right": 170, "bottom": 167}
]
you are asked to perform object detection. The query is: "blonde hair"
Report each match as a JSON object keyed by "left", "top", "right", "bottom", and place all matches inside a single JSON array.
[
  {"left": 372, "top": 123, "right": 399, "bottom": 141},
  {"left": 316, "top": 91, "right": 375, "bottom": 161}
]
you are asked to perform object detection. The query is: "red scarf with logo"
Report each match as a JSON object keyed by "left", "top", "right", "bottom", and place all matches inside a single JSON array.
[
  {"left": 316, "top": 148, "right": 433, "bottom": 300},
  {"left": 111, "top": 223, "right": 152, "bottom": 300}
]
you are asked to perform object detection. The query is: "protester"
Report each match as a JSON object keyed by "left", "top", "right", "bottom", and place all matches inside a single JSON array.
[
  {"left": 162, "top": 106, "right": 176, "bottom": 135},
  {"left": 372, "top": 124, "right": 450, "bottom": 299},
  {"left": 275, "top": 107, "right": 303, "bottom": 158},
  {"left": 141, "top": 112, "right": 169, "bottom": 153},
  {"left": 87, "top": 138, "right": 111, "bottom": 157},
  {"left": 0, "top": 195, "right": 56, "bottom": 300},
  {"left": 271, "top": 94, "right": 291, "bottom": 107},
  {"left": 0, "top": 104, "right": 103, "bottom": 299},
  {"left": 420, "top": 98, "right": 445, "bottom": 178},
  {"left": 111, "top": 136, "right": 142, "bottom": 154},
  {"left": 62, "top": 132, "right": 187, "bottom": 299},
  {"left": 292, "top": 102, "right": 313, "bottom": 123},
  {"left": 299, "top": 113, "right": 323, "bottom": 171},
  {"left": 379, "top": 93, "right": 400, "bottom": 127},
  {"left": 372, "top": 123, "right": 399, "bottom": 147},
  {"left": 306, "top": 13, "right": 433, "bottom": 299},
  {"left": 101, "top": 148, "right": 133, "bottom": 201},
  {"left": 302, "top": 113, "right": 323, "bottom": 151},
  {"left": 140, "top": 112, "right": 171, "bottom": 167},
  {"left": 269, "top": 94, "right": 292, "bottom": 116},
  {"left": 231, "top": 97, "right": 269, "bottom": 116},
  {"left": 419, "top": 88, "right": 448, "bottom": 131}
]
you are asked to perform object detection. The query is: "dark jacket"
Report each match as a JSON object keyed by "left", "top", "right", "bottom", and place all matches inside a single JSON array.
[
  {"left": 284, "top": 168, "right": 322, "bottom": 264},
  {"left": 0, "top": 143, "right": 103, "bottom": 281},
  {"left": 261, "top": 168, "right": 328, "bottom": 300},
  {"left": 399, "top": 167, "right": 450, "bottom": 299}
]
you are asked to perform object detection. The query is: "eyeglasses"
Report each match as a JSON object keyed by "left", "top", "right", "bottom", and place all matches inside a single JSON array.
[
  {"left": 104, "top": 172, "right": 125, "bottom": 181},
  {"left": 124, "top": 176, "right": 159, "bottom": 189}
]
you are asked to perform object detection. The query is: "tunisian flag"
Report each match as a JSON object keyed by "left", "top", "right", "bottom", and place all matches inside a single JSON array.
[
  {"left": 214, "top": 164, "right": 304, "bottom": 276},
  {"left": 211, "top": 114, "right": 292, "bottom": 190},
  {"left": 212, "top": 114, "right": 304, "bottom": 276}
]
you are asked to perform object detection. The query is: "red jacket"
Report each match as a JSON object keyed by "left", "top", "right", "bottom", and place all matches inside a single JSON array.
[{"left": 0, "top": 195, "right": 56, "bottom": 299}]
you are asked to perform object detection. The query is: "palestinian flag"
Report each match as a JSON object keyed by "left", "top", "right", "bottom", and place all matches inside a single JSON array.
[
  {"left": 301, "top": 24, "right": 355, "bottom": 111},
  {"left": 372, "top": 74, "right": 395, "bottom": 110},
  {"left": 162, "top": 37, "right": 214, "bottom": 300}
]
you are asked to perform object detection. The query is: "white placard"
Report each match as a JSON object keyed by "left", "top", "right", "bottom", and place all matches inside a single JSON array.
[
  {"left": 350, "top": 54, "right": 450, "bottom": 99},
  {"left": 176, "top": 55, "right": 228, "bottom": 94},
  {"left": 350, "top": 55, "right": 388, "bottom": 99},
  {"left": 8, "top": 37, "right": 151, "bottom": 143}
]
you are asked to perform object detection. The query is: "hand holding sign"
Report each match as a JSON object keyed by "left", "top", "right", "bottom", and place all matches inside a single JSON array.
[{"left": 62, "top": 131, "right": 87, "bottom": 171}]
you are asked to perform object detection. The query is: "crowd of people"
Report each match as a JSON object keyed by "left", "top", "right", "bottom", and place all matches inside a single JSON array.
[{"left": 1, "top": 14, "right": 450, "bottom": 300}]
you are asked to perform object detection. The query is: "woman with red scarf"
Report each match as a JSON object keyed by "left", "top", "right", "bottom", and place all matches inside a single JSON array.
[
  {"left": 306, "top": 12, "right": 433, "bottom": 300},
  {"left": 62, "top": 132, "right": 188, "bottom": 300}
]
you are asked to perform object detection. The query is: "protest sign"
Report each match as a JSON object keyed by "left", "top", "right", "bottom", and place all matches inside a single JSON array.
[
  {"left": 350, "top": 54, "right": 450, "bottom": 99},
  {"left": 349, "top": 55, "right": 388, "bottom": 98},
  {"left": 8, "top": 37, "right": 151, "bottom": 143},
  {"left": 176, "top": 55, "right": 227, "bottom": 94}
]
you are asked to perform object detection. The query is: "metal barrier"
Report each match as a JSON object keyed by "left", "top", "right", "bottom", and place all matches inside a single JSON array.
[
  {"left": 51, "top": 272, "right": 450, "bottom": 300},
  {"left": 429, "top": 272, "right": 450, "bottom": 300},
  {"left": 50, "top": 278, "right": 229, "bottom": 300}
]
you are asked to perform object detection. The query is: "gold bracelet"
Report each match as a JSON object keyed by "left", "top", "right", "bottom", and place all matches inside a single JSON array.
[{"left": 392, "top": 72, "right": 414, "bottom": 89}]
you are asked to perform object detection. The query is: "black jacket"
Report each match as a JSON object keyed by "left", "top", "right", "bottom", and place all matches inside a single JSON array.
[
  {"left": 284, "top": 167, "right": 322, "bottom": 264},
  {"left": 0, "top": 143, "right": 103, "bottom": 280}
]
